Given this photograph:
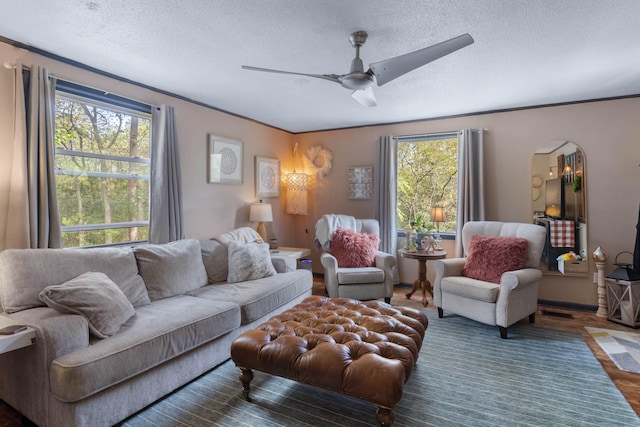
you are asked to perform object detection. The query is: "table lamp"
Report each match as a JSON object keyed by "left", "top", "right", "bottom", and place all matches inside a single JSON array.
[
  {"left": 249, "top": 201, "right": 273, "bottom": 242},
  {"left": 430, "top": 206, "right": 445, "bottom": 250}
]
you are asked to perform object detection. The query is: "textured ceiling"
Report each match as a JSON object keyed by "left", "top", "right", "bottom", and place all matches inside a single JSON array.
[{"left": 2, "top": 0, "right": 640, "bottom": 133}]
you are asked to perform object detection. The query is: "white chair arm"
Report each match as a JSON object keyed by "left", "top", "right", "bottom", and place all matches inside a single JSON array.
[
  {"left": 433, "top": 258, "right": 467, "bottom": 306},
  {"left": 320, "top": 252, "right": 340, "bottom": 297},
  {"left": 496, "top": 268, "right": 543, "bottom": 327},
  {"left": 375, "top": 251, "right": 398, "bottom": 295},
  {"left": 500, "top": 268, "right": 543, "bottom": 291},
  {"left": 433, "top": 258, "right": 466, "bottom": 278},
  {"left": 375, "top": 251, "right": 397, "bottom": 271}
]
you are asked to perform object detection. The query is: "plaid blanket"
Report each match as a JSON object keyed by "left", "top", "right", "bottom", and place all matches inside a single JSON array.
[{"left": 550, "top": 220, "right": 575, "bottom": 247}]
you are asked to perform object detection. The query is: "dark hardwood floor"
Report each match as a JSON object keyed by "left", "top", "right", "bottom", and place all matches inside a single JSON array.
[{"left": 2, "top": 281, "right": 639, "bottom": 425}]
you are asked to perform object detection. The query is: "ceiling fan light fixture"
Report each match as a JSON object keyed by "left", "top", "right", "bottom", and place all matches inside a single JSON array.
[{"left": 340, "top": 72, "right": 374, "bottom": 90}]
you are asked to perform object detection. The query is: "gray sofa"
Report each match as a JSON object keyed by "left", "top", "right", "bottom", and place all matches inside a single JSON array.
[{"left": 0, "top": 235, "right": 312, "bottom": 427}]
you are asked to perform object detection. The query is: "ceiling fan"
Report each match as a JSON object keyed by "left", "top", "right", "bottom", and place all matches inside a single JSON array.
[{"left": 242, "top": 31, "right": 474, "bottom": 107}]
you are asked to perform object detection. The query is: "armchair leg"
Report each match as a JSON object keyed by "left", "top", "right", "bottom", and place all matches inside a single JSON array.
[
  {"left": 384, "top": 297, "right": 391, "bottom": 304},
  {"left": 529, "top": 313, "right": 536, "bottom": 323},
  {"left": 499, "top": 326, "right": 508, "bottom": 339},
  {"left": 437, "top": 307, "right": 443, "bottom": 318}
]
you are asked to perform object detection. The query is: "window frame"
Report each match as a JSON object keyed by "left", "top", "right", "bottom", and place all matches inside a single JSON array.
[
  {"left": 396, "top": 131, "right": 459, "bottom": 240},
  {"left": 54, "top": 81, "right": 152, "bottom": 248}
]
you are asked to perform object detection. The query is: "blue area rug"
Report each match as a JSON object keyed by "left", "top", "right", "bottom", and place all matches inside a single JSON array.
[{"left": 122, "top": 311, "right": 639, "bottom": 426}]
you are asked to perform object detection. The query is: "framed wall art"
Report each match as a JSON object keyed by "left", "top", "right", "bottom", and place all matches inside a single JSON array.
[
  {"left": 348, "top": 166, "right": 373, "bottom": 199},
  {"left": 208, "top": 134, "right": 243, "bottom": 184},
  {"left": 255, "top": 156, "right": 280, "bottom": 197}
]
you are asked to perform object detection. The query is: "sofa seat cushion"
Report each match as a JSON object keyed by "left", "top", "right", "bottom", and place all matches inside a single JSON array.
[
  {"left": 337, "top": 267, "right": 385, "bottom": 284},
  {"left": 49, "top": 296, "right": 240, "bottom": 402},
  {"left": 441, "top": 276, "right": 499, "bottom": 303},
  {"left": 187, "top": 270, "right": 312, "bottom": 324}
]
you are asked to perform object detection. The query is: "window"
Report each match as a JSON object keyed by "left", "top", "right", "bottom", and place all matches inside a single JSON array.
[
  {"left": 396, "top": 132, "right": 458, "bottom": 234},
  {"left": 54, "top": 81, "right": 152, "bottom": 248}
]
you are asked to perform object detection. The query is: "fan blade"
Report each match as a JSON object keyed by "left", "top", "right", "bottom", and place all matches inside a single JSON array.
[
  {"left": 241, "top": 65, "right": 341, "bottom": 84},
  {"left": 351, "top": 87, "right": 377, "bottom": 107},
  {"left": 369, "top": 33, "right": 474, "bottom": 86}
]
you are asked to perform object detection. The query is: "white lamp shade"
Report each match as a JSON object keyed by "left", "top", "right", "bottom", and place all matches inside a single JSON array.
[{"left": 249, "top": 203, "right": 273, "bottom": 222}]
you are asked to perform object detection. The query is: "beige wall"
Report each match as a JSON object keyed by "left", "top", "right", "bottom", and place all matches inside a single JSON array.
[
  {"left": 2, "top": 40, "right": 639, "bottom": 307},
  {"left": 297, "top": 99, "right": 640, "bottom": 306},
  {"left": 0, "top": 42, "right": 295, "bottom": 247}
]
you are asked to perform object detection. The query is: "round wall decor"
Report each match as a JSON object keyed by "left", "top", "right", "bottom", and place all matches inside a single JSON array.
[{"left": 303, "top": 145, "right": 333, "bottom": 177}]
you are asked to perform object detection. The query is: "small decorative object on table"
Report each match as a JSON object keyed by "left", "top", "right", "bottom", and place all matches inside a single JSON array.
[
  {"left": 421, "top": 234, "right": 434, "bottom": 253},
  {"left": 404, "top": 226, "right": 417, "bottom": 252}
]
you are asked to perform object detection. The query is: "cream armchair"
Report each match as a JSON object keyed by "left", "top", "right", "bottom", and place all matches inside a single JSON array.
[
  {"left": 314, "top": 214, "right": 396, "bottom": 303},
  {"left": 433, "top": 221, "right": 546, "bottom": 338}
]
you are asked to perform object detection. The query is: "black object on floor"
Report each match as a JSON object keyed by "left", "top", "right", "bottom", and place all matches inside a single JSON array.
[{"left": 542, "top": 309, "right": 574, "bottom": 319}]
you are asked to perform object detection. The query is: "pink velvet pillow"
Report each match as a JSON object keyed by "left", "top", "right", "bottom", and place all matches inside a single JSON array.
[
  {"left": 463, "top": 235, "right": 529, "bottom": 284},
  {"left": 331, "top": 227, "right": 380, "bottom": 268}
]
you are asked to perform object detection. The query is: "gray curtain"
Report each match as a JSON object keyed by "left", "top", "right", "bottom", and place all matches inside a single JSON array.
[
  {"left": 149, "top": 105, "right": 184, "bottom": 244},
  {"left": 455, "top": 128, "right": 485, "bottom": 257},
  {"left": 5, "top": 64, "right": 62, "bottom": 249},
  {"left": 376, "top": 135, "right": 399, "bottom": 283}
]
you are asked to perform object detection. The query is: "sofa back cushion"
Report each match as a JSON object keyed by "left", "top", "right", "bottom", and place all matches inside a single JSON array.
[
  {"left": 227, "top": 241, "right": 277, "bottom": 283},
  {"left": 200, "top": 239, "right": 228, "bottom": 283},
  {"left": 134, "top": 239, "right": 208, "bottom": 300},
  {"left": 0, "top": 247, "right": 150, "bottom": 313}
]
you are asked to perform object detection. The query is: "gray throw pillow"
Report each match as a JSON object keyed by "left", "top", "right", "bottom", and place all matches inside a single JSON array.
[
  {"left": 227, "top": 241, "right": 277, "bottom": 283},
  {"left": 134, "top": 239, "right": 208, "bottom": 301},
  {"left": 39, "top": 272, "right": 135, "bottom": 339},
  {"left": 200, "top": 239, "right": 228, "bottom": 283}
]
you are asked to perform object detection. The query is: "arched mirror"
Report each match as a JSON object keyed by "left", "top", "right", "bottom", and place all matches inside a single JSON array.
[{"left": 531, "top": 141, "right": 587, "bottom": 277}]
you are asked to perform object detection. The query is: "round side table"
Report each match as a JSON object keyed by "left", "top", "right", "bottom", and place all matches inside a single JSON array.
[{"left": 399, "top": 249, "right": 448, "bottom": 306}]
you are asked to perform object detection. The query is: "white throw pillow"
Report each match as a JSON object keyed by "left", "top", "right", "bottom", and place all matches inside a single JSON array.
[
  {"left": 39, "top": 272, "right": 135, "bottom": 339},
  {"left": 227, "top": 241, "right": 277, "bottom": 283}
]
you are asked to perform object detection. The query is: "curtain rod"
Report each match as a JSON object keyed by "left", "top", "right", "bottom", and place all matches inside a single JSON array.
[
  {"left": 3, "top": 61, "right": 160, "bottom": 110},
  {"left": 400, "top": 128, "right": 488, "bottom": 140}
]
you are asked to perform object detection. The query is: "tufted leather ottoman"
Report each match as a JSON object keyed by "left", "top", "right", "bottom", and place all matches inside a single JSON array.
[{"left": 230, "top": 295, "right": 428, "bottom": 426}]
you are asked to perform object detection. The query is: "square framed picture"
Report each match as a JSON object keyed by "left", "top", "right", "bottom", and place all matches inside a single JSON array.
[
  {"left": 208, "top": 134, "right": 243, "bottom": 184},
  {"left": 348, "top": 166, "right": 373, "bottom": 199},
  {"left": 255, "top": 156, "right": 280, "bottom": 197}
]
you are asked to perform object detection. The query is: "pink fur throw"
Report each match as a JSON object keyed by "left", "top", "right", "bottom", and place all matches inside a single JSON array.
[
  {"left": 331, "top": 227, "right": 380, "bottom": 268},
  {"left": 463, "top": 235, "right": 529, "bottom": 284}
]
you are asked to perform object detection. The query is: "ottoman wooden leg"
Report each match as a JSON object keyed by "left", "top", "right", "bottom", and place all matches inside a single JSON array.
[
  {"left": 376, "top": 406, "right": 394, "bottom": 426},
  {"left": 238, "top": 367, "right": 254, "bottom": 402}
]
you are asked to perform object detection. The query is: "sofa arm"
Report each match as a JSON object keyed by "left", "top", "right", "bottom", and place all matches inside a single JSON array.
[
  {"left": 6, "top": 308, "right": 90, "bottom": 359},
  {"left": 320, "top": 252, "right": 339, "bottom": 297},
  {"left": 271, "top": 256, "right": 296, "bottom": 273}
]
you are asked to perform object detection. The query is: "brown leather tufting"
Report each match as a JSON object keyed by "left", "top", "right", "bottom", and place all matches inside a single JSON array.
[{"left": 231, "top": 296, "right": 428, "bottom": 425}]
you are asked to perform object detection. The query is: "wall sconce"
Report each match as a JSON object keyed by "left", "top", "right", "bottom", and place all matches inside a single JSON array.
[
  {"left": 249, "top": 201, "right": 272, "bottom": 242},
  {"left": 286, "top": 142, "right": 309, "bottom": 215}
]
